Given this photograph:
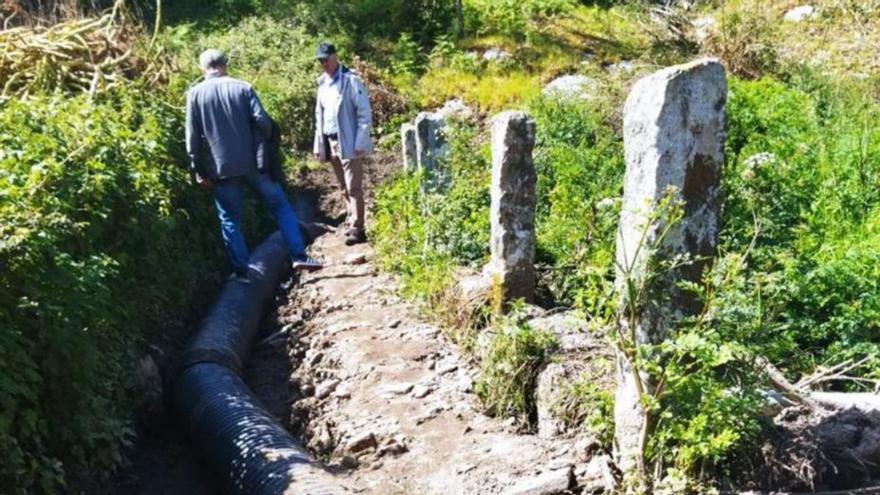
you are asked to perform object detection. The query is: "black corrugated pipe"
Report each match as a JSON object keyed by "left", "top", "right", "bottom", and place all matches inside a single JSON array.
[{"left": 171, "top": 232, "right": 348, "bottom": 495}]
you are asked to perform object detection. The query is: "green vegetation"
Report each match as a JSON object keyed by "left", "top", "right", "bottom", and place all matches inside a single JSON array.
[
  {"left": 0, "top": 88, "right": 228, "bottom": 493},
  {"left": 370, "top": 0, "right": 880, "bottom": 489},
  {"left": 475, "top": 315, "right": 559, "bottom": 426},
  {"left": 3, "top": 0, "right": 880, "bottom": 492}
]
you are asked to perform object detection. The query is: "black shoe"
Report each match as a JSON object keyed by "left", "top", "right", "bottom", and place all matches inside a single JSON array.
[
  {"left": 344, "top": 229, "right": 367, "bottom": 246},
  {"left": 292, "top": 255, "right": 323, "bottom": 271}
]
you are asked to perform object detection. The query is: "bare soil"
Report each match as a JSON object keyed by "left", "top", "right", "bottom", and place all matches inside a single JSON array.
[{"left": 274, "top": 232, "right": 580, "bottom": 494}]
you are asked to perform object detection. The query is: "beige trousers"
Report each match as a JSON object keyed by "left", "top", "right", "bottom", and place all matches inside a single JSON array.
[{"left": 328, "top": 138, "right": 365, "bottom": 232}]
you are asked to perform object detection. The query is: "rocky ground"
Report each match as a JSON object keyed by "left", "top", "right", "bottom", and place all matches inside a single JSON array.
[{"left": 271, "top": 229, "right": 613, "bottom": 495}]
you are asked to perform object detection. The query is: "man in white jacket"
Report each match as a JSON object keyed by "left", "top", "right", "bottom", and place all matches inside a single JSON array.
[{"left": 313, "top": 42, "right": 373, "bottom": 245}]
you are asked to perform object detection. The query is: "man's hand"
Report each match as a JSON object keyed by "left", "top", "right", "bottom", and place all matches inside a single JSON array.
[
  {"left": 195, "top": 173, "right": 213, "bottom": 189},
  {"left": 353, "top": 149, "right": 365, "bottom": 159}
]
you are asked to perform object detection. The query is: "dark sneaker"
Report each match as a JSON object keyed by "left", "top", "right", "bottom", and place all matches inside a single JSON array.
[
  {"left": 344, "top": 229, "right": 367, "bottom": 246},
  {"left": 228, "top": 271, "right": 251, "bottom": 284},
  {"left": 292, "top": 256, "right": 323, "bottom": 271}
]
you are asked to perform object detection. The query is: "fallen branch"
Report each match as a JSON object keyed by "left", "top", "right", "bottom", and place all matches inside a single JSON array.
[
  {"left": 757, "top": 356, "right": 880, "bottom": 415},
  {"left": 797, "top": 356, "right": 873, "bottom": 390},
  {"left": 756, "top": 356, "right": 825, "bottom": 412},
  {"left": 810, "top": 392, "right": 880, "bottom": 412}
]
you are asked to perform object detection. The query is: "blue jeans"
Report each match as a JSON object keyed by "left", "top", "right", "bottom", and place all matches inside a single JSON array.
[{"left": 213, "top": 172, "right": 306, "bottom": 274}]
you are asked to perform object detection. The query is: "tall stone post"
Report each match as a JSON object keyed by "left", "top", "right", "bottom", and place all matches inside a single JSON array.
[
  {"left": 415, "top": 111, "right": 448, "bottom": 176},
  {"left": 401, "top": 123, "right": 417, "bottom": 171},
  {"left": 613, "top": 59, "right": 727, "bottom": 481},
  {"left": 486, "top": 111, "right": 537, "bottom": 303}
]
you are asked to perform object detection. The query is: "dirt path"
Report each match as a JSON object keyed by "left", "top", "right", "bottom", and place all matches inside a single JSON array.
[
  {"left": 114, "top": 153, "right": 587, "bottom": 494},
  {"left": 274, "top": 232, "right": 580, "bottom": 494}
]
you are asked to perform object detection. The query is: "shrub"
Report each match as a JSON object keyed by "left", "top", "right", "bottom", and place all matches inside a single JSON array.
[
  {"left": 703, "top": 2, "right": 779, "bottom": 79},
  {"left": 371, "top": 119, "right": 491, "bottom": 280},
  {"left": 391, "top": 32, "right": 424, "bottom": 75},
  {"left": 463, "top": 0, "right": 575, "bottom": 40},
  {"left": 528, "top": 93, "right": 624, "bottom": 309},
  {"left": 474, "top": 317, "right": 558, "bottom": 427},
  {"left": 720, "top": 75, "right": 880, "bottom": 379},
  {"left": 0, "top": 88, "right": 228, "bottom": 493},
  {"left": 550, "top": 358, "right": 616, "bottom": 447}
]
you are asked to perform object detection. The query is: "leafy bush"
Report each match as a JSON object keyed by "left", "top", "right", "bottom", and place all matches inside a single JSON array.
[
  {"left": 474, "top": 318, "right": 558, "bottom": 426},
  {"left": 371, "top": 119, "right": 491, "bottom": 282},
  {"left": 391, "top": 32, "right": 424, "bottom": 75},
  {"left": 528, "top": 93, "right": 624, "bottom": 309},
  {"left": 0, "top": 88, "right": 228, "bottom": 493},
  {"left": 463, "top": 0, "right": 575, "bottom": 39},
  {"left": 720, "top": 75, "right": 880, "bottom": 379},
  {"left": 703, "top": 3, "right": 779, "bottom": 79},
  {"left": 550, "top": 358, "right": 616, "bottom": 446}
]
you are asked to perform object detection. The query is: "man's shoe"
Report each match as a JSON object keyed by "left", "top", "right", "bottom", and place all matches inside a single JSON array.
[
  {"left": 229, "top": 271, "right": 251, "bottom": 284},
  {"left": 292, "top": 255, "right": 323, "bottom": 271},
  {"left": 344, "top": 229, "right": 367, "bottom": 246}
]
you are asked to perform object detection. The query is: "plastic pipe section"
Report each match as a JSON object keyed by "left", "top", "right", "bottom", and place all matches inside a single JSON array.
[{"left": 172, "top": 233, "right": 348, "bottom": 495}]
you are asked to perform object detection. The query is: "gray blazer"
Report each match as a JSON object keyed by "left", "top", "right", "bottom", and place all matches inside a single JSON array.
[
  {"left": 186, "top": 74, "right": 271, "bottom": 179},
  {"left": 313, "top": 66, "right": 373, "bottom": 161}
]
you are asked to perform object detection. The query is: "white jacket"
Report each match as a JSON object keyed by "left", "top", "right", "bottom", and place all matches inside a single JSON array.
[{"left": 313, "top": 65, "right": 373, "bottom": 161}]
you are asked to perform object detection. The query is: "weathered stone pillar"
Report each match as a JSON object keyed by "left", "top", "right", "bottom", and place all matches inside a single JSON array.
[
  {"left": 414, "top": 111, "right": 448, "bottom": 175},
  {"left": 401, "top": 123, "right": 417, "bottom": 171},
  {"left": 613, "top": 59, "right": 726, "bottom": 480},
  {"left": 486, "top": 111, "right": 537, "bottom": 303}
]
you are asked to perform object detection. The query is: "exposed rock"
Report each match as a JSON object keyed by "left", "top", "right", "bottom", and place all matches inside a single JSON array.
[
  {"left": 401, "top": 123, "right": 417, "bottom": 171},
  {"left": 377, "top": 435, "right": 409, "bottom": 457},
  {"left": 315, "top": 379, "right": 340, "bottom": 400},
  {"left": 382, "top": 382, "right": 414, "bottom": 395},
  {"left": 502, "top": 467, "right": 574, "bottom": 495},
  {"left": 344, "top": 432, "right": 378, "bottom": 455},
  {"left": 527, "top": 310, "right": 593, "bottom": 353},
  {"left": 436, "top": 98, "right": 474, "bottom": 120},
  {"left": 614, "top": 58, "right": 727, "bottom": 475},
  {"left": 605, "top": 61, "right": 634, "bottom": 75},
  {"left": 784, "top": 5, "right": 816, "bottom": 22},
  {"left": 573, "top": 434, "right": 603, "bottom": 462},
  {"left": 483, "top": 47, "right": 511, "bottom": 62},
  {"left": 412, "top": 385, "right": 433, "bottom": 399},
  {"left": 576, "top": 455, "right": 616, "bottom": 493},
  {"left": 535, "top": 360, "right": 602, "bottom": 440},
  {"left": 542, "top": 74, "right": 595, "bottom": 100},
  {"left": 334, "top": 382, "right": 353, "bottom": 399},
  {"left": 456, "top": 375, "right": 473, "bottom": 393},
  {"left": 536, "top": 363, "right": 569, "bottom": 439},
  {"left": 437, "top": 362, "right": 459, "bottom": 375},
  {"left": 345, "top": 253, "right": 368, "bottom": 265},
  {"left": 457, "top": 269, "right": 492, "bottom": 304},
  {"left": 486, "top": 111, "right": 538, "bottom": 303}
]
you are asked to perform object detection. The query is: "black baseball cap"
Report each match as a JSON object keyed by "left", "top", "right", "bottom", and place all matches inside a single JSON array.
[{"left": 316, "top": 42, "right": 336, "bottom": 60}]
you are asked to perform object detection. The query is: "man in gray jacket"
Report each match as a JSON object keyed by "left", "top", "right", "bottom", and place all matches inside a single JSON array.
[
  {"left": 312, "top": 42, "right": 373, "bottom": 245},
  {"left": 187, "top": 49, "right": 322, "bottom": 281}
]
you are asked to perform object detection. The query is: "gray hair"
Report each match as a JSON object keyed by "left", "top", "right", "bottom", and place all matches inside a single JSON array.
[{"left": 199, "top": 49, "right": 228, "bottom": 71}]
